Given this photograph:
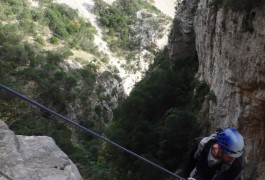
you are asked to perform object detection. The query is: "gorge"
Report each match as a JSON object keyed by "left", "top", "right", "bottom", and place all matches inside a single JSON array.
[{"left": 0, "top": 0, "right": 265, "bottom": 179}]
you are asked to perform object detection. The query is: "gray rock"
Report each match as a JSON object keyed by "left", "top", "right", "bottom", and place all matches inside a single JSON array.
[
  {"left": 194, "top": 0, "right": 265, "bottom": 179},
  {"left": 168, "top": 0, "right": 198, "bottom": 67},
  {"left": 169, "top": 0, "right": 265, "bottom": 178},
  {"left": 0, "top": 121, "right": 82, "bottom": 180}
]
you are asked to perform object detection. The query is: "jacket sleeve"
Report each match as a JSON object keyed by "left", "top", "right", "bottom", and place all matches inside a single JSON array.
[{"left": 182, "top": 144, "right": 199, "bottom": 178}]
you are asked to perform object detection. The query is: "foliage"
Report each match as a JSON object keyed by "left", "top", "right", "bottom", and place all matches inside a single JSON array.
[
  {"left": 36, "top": 36, "right": 45, "bottom": 45},
  {"left": 158, "top": 109, "right": 198, "bottom": 168},
  {"left": 8, "top": 110, "right": 87, "bottom": 164},
  {"left": 103, "top": 48, "right": 200, "bottom": 179},
  {"left": 0, "top": 0, "right": 28, "bottom": 20},
  {"left": 44, "top": 3, "right": 97, "bottom": 53},
  {"left": 0, "top": 44, "right": 99, "bottom": 180},
  {"left": 0, "top": 1, "right": 210, "bottom": 180},
  {"left": 49, "top": 36, "right": 59, "bottom": 44},
  {"left": 95, "top": 0, "right": 131, "bottom": 51},
  {"left": 0, "top": 0, "right": 98, "bottom": 55},
  {"left": 0, "top": 3, "right": 104, "bottom": 177},
  {"left": 94, "top": 0, "right": 166, "bottom": 56},
  {"left": 19, "top": 19, "right": 36, "bottom": 33}
]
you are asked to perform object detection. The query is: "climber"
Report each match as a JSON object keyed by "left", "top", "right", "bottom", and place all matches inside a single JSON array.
[{"left": 183, "top": 128, "right": 244, "bottom": 180}]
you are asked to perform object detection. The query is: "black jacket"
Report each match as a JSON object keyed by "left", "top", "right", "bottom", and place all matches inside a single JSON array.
[{"left": 183, "top": 138, "right": 242, "bottom": 180}]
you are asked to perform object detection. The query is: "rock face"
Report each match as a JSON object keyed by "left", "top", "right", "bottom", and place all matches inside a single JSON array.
[
  {"left": 0, "top": 121, "right": 82, "bottom": 180},
  {"left": 194, "top": 1, "right": 265, "bottom": 179},
  {"left": 168, "top": 0, "right": 198, "bottom": 68},
  {"left": 169, "top": 0, "right": 265, "bottom": 179}
]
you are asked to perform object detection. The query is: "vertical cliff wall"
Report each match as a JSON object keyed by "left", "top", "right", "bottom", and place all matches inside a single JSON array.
[
  {"left": 168, "top": 0, "right": 198, "bottom": 68},
  {"left": 169, "top": 0, "right": 265, "bottom": 179},
  {"left": 195, "top": 1, "right": 265, "bottom": 179}
]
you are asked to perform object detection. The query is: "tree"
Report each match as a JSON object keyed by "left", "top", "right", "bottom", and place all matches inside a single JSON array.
[
  {"left": 104, "top": 48, "right": 199, "bottom": 179},
  {"left": 158, "top": 109, "right": 199, "bottom": 169}
]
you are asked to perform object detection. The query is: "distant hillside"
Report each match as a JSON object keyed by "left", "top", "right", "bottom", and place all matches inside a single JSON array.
[
  {"left": 54, "top": 0, "right": 173, "bottom": 94},
  {"left": 0, "top": 0, "right": 175, "bottom": 179}
]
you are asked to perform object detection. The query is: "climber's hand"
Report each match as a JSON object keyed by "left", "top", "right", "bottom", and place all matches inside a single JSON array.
[{"left": 188, "top": 177, "right": 196, "bottom": 180}]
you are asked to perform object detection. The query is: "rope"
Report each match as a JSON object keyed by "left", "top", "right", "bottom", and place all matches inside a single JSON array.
[{"left": 0, "top": 83, "right": 185, "bottom": 180}]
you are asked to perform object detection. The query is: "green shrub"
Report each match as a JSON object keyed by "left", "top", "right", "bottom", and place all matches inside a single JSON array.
[
  {"left": 64, "top": 76, "right": 77, "bottom": 91},
  {"left": 46, "top": 51, "right": 63, "bottom": 65},
  {"left": 31, "top": 10, "right": 45, "bottom": 23},
  {"left": 45, "top": 8, "right": 70, "bottom": 38},
  {"left": 54, "top": 71, "right": 65, "bottom": 81},
  {"left": 49, "top": 36, "right": 59, "bottom": 44},
  {"left": 36, "top": 36, "right": 45, "bottom": 45},
  {"left": 18, "top": 9, "right": 31, "bottom": 20},
  {"left": 63, "top": 50, "right": 74, "bottom": 58},
  {"left": 19, "top": 19, "right": 35, "bottom": 33}
]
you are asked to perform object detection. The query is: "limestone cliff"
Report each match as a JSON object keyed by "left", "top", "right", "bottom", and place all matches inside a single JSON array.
[
  {"left": 169, "top": 0, "right": 265, "bottom": 179},
  {"left": 0, "top": 121, "right": 82, "bottom": 180},
  {"left": 168, "top": 0, "right": 198, "bottom": 67}
]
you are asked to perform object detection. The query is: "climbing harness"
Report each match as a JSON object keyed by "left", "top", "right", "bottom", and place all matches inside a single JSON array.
[{"left": 0, "top": 83, "right": 184, "bottom": 180}]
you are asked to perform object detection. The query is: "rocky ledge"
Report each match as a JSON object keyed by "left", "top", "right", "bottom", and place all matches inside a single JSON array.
[{"left": 0, "top": 120, "right": 82, "bottom": 180}]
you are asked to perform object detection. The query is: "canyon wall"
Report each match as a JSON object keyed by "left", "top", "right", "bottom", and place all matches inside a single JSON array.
[{"left": 169, "top": 0, "right": 265, "bottom": 179}]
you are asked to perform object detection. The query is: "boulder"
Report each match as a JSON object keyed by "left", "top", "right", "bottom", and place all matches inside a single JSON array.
[{"left": 0, "top": 120, "right": 82, "bottom": 180}]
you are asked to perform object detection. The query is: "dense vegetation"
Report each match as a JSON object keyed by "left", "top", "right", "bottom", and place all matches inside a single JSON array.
[
  {"left": 0, "top": 0, "right": 112, "bottom": 120},
  {"left": 94, "top": 0, "right": 170, "bottom": 64},
  {"left": 92, "top": 48, "right": 212, "bottom": 179},
  {"left": 0, "top": 0, "right": 122, "bottom": 178},
  {"left": 0, "top": 0, "right": 212, "bottom": 179}
]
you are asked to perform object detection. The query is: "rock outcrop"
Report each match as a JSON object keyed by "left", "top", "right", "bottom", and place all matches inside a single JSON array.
[
  {"left": 0, "top": 120, "right": 82, "bottom": 180},
  {"left": 168, "top": 0, "right": 198, "bottom": 68},
  {"left": 169, "top": 0, "right": 265, "bottom": 179},
  {"left": 194, "top": 1, "right": 265, "bottom": 179}
]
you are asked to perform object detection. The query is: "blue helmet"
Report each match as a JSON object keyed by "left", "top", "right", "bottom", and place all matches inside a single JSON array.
[{"left": 216, "top": 128, "right": 244, "bottom": 158}]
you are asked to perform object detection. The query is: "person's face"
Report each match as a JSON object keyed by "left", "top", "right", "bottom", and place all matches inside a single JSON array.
[
  {"left": 212, "top": 143, "right": 235, "bottom": 164},
  {"left": 221, "top": 154, "right": 235, "bottom": 164}
]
